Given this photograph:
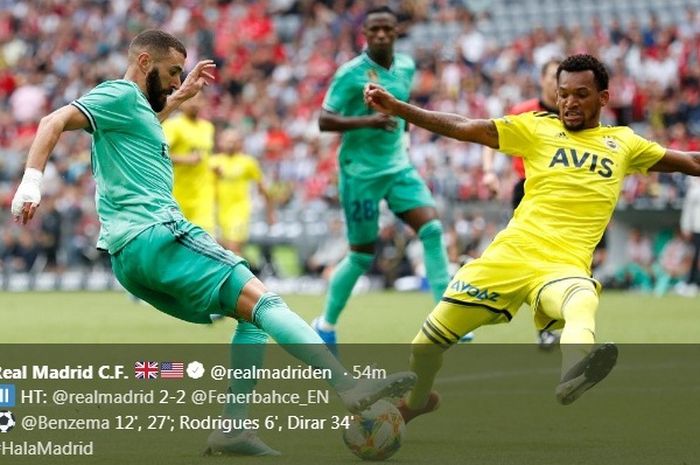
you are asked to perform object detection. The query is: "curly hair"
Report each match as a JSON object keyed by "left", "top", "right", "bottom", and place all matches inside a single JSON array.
[{"left": 557, "top": 54, "right": 609, "bottom": 91}]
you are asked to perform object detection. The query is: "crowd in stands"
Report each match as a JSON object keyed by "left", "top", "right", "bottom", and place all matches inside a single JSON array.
[{"left": 2, "top": 0, "right": 700, "bottom": 291}]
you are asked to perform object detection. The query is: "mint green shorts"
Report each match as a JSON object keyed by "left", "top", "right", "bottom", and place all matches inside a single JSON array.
[
  {"left": 111, "top": 220, "right": 254, "bottom": 324},
  {"left": 339, "top": 167, "right": 435, "bottom": 245}
]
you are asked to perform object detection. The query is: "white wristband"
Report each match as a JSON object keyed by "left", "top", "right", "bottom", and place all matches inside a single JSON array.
[{"left": 22, "top": 167, "right": 44, "bottom": 186}]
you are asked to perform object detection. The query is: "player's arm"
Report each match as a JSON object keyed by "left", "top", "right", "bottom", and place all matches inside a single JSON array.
[
  {"left": 11, "top": 105, "right": 89, "bottom": 224},
  {"left": 649, "top": 149, "right": 700, "bottom": 175},
  {"left": 364, "top": 83, "right": 499, "bottom": 148},
  {"left": 157, "top": 59, "right": 216, "bottom": 122},
  {"left": 318, "top": 109, "right": 397, "bottom": 132}
]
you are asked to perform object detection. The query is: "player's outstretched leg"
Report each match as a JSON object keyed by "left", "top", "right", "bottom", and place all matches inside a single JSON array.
[
  {"left": 555, "top": 342, "right": 618, "bottom": 405},
  {"left": 538, "top": 278, "right": 616, "bottom": 404},
  {"left": 248, "top": 289, "right": 416, "bottom": 413},
  {"left": 399, "top": 302, "right": 495, "bottom": 424}
]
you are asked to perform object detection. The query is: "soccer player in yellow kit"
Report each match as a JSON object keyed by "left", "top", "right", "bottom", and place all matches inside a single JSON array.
[
  {"left": 364, "top": 54, "right": 700, "bottom": 417},
  {"left": 162, "top": 92, "right": 215, "bottom": 233},
  {"left": 211, "top": 128, "right": 275, "bottom": 255}
]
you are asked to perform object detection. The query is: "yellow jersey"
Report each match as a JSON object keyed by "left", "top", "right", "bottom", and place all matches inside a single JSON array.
[
  {"left": 491, "top": 111, "right": 666, "bottom": 272},
  {"left": 210, "top": 152, "right": 263, "bottom": 207},
  {"left": 162, "top": 114, "right": 215, "bottom": 206}
]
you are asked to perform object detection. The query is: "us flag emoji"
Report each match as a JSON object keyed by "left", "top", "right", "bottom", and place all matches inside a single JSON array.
[{"left": 160, "top": 362, "right": 184, "bottom": 379}]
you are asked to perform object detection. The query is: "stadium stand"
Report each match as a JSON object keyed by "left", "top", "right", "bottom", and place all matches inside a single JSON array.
[{"left": 2, "top": 0, "right": 700, "bottom": 291}]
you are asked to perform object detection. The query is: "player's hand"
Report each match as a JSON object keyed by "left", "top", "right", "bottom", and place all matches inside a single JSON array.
[
  {"left": 364, "top": 83, "right": 399, "bottom": 115},
  {"left": 11, "top": 168, "right": 43, "bottom": 225},
  {"left": 368, "top": 113, "right": 397, "bottom": 132},
  {"left": 175, "top": 59, "right": 216, "bottom": 101},
  {"left": 482, "top": 171, "right": 500, "bottom": 198}
]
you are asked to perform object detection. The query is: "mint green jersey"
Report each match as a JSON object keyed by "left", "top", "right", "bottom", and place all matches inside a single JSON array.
[
  {"left": 322, "top": 52, "right": 415, "bottom": 178},
  {"left": 72, "top": 80, "right": 183, "bottom": 254}
]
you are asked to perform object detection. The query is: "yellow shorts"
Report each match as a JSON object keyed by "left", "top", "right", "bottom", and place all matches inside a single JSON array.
[
  {"left": 441, "top": 242, "right": 600, "bottom": 332},
  {"left": 218, "top": 208, "right": 251, "bottom": 243}
]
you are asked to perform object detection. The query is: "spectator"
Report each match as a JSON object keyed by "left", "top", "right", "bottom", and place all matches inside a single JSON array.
[
  {"left": 678, "top": 177, "right": 700, "bottom": 296},
  {"left": 610, "top": 228, "right": 654, "bottom": 292},
  {"left": 653, "top": 230, "right": 692, "bottom": 296}
]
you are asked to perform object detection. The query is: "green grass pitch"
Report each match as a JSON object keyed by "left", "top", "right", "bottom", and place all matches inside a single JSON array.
[
  {"left": 1, "top": 290, "right": 699, "bottom": 465},
  {"left": 2, "top": 290, "right": 700, "bottom": 343}
]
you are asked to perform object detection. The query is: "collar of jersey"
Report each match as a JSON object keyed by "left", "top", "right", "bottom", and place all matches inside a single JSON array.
[{"left": 362, "top": 52, "right": 395, "bottom": 73}]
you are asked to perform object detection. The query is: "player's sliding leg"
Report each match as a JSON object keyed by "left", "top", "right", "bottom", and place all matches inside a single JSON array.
[
  {"left": 537, "top": 278, "right": 618, "bottom": 405},
  {"left": 314, "top": 250, "right": 374, "bottom": 353},
  {"left": 228, "top": 276, "right": 416, "bottom": 413},
  {"left": 398, "top": 301, "right": 497, "bottom": 423}
]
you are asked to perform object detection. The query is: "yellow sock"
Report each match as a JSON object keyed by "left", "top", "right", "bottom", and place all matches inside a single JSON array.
[
  {"left": 407, "top": 326, "right": 445, "bottom": 410},
  {"left": 537, "top": 279, "right": 599, "bottom": 379},
  {"left": 407, "top": 303, "right": 496, "bottom": 409},
  {"left": 559, "top": 288, "right": 598, "bottom": 377}
]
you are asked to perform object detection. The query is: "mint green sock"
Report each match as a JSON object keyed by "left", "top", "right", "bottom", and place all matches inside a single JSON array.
[
  {"left": 322, "top": 251, "right": 374, "bottom": 325},
  {"left": 253, "top": 292, "right": 355, "bottom": 391},
  {"left": 224, "top": 321, "right": 268, "bottom": 420},
  {"left": 418, "top": 220, "right": 450, "bottom": 302}
]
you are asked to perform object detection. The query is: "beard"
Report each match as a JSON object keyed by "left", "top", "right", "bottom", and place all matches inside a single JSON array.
[{"left": 146, "top": 68, "right": 169, "bottom": 112}]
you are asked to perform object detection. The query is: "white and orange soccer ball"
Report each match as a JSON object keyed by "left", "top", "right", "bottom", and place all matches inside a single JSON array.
[{"left": 342, "top": 400, "right": 405, "bottom": 461}]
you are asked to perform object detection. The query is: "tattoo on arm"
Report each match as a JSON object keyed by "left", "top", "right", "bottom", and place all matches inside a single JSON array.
[{"left": 485, "top": 122, "right": 498, "bottom": 140}]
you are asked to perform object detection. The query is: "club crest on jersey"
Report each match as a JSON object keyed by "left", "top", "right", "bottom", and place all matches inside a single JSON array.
[
  {"left": 603, "top": 136, "right": 618, "bottom": 151},
  {"left": 367, "top": 69, "right": 379, "bottom": 82}
]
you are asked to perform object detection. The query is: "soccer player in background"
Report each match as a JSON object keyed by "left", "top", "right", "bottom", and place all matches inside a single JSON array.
[
  {"left": 312, "top": 6, "right": 458, "bottom": 352},
  {"left": 162, "top": 92, "right": 216, "bottom": 233},
  {"left": 364, "top": 53, "right": 700, "bottom": 419},
  {"left": 10, "top": 29, "right": 416, "bottom": 455},
  {"left": 211, "top": 128, "right": 275, "bottom": 255},
  {"left": 482, "top": 58, "right": 561, "bottom": 349}
]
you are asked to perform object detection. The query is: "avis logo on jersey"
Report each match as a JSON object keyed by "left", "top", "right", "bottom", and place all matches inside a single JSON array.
[{"left": 548, "top": 147, "right": 614, "bottom": 178}]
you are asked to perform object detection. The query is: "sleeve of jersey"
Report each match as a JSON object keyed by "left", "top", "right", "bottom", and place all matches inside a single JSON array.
[
  {"left": 322, "top": 69, "right": 353, "bottom": 114},
  {"left": 625, "top": 132, "right": 666, "bottom": 175},
  {"left": 71, "top": 83, "right": 135, "bottom": 134},
  {"left": 492, "top": 113, "right": 537, "bottom": 158}
]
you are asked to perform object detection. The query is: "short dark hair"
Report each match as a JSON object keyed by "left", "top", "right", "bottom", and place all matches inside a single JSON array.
[
  {"left": 364, "top": 6, "right": 398, "bottom": 22},
  {"left": 128, "top": 29, "right": 187, "bottom": 61},
  {"left": 557, "top": 54, "right": 609, "bottom": 91}
]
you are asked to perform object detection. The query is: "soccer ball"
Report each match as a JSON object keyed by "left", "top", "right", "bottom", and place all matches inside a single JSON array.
[
  {"left": 0, "top": 411, "right": 16, "bottom": 433},
  {"left": 342, "top": 400, "right": 405, "bottom": 461}
]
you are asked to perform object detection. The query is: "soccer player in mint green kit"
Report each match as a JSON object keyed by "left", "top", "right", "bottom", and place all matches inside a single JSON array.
[
  {"left": 11, "top": 29, "right": 415, "bottom": 457},
  {"left": 313, "top": 6, "right": 471, "bottom": 350}
]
